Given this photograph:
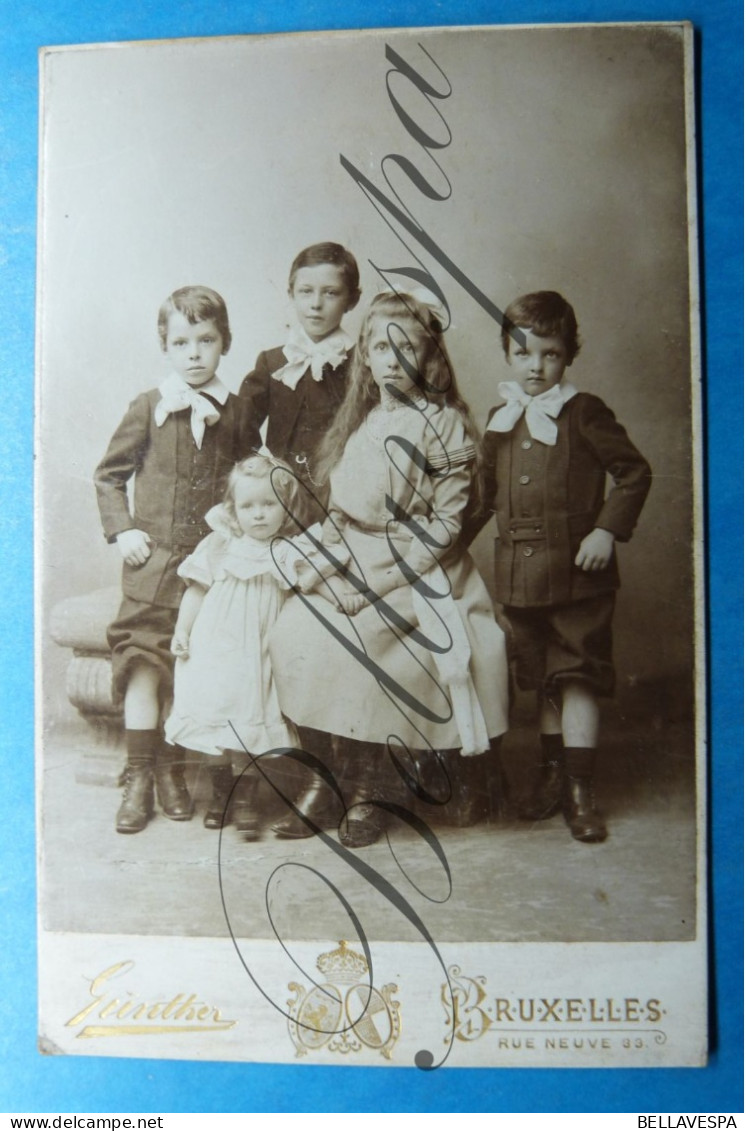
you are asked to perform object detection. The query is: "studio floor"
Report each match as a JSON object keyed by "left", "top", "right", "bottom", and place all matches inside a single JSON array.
[{"left": 39, "top": 699, "right": 698, "bottom": 945}]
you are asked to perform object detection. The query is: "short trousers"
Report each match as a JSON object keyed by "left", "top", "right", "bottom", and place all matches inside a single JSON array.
[
  {"left": 107, "top": 596, "right": 178, "bottom": 708},
  {"left": 502, "top": 592, "right": 616, "bottom": 698}
]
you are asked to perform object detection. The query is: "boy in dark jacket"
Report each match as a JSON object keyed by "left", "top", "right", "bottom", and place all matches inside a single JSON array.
[
  {"left": 464, "top": 291, "right": 651, "bottom": 842},
  {"left": 95, "top": 286, "right": 248, "bottom": 833},
  {"left": 239, "top": 242, "right": 360, "bottom": 499}
]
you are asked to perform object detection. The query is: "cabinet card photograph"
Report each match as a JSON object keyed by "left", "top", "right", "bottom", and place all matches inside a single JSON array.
[{"left": 36, "top": 22, "right": 705, "bottom": 1068}]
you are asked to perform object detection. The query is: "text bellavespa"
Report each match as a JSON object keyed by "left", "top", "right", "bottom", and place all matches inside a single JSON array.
[{"left": 638, "top": 1120, "right": 737, "bottom": 1128}]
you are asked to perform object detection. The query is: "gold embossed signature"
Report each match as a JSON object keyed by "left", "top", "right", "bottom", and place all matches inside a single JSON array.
[{"left": 65, "top": 961, "right": 237, "bottom": 1038}]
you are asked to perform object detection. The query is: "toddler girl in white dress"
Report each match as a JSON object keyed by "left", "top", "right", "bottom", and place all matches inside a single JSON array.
[{"left": 165, "top": 452, "right": 328, "bottom": 835}]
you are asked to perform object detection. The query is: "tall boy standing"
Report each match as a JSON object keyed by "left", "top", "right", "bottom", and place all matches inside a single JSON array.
[{"left": 464, "top": 291, "right": 651, "bottom": 842}]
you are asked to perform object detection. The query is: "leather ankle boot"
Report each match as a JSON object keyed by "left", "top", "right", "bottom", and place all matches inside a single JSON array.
[
  {"left": 486, "top": 737, "right": 512, "bottom": 822},
  {"left": 337, "top": 741, "right": 384, "bottom": 849},
  {"left": 155, "top": 746, "right": 194, "bottom": 821},
  {"left": 272, "top": 777, "right": 333, "bottom": 839},
  {"left": 116, "top": 765, "right": 155, "bottom": 834},
  {"left": 442, "top": 750, "right": 488, "bottom": 827},
  {"left": 339, "top": 795, "right": 382, "bottom": 848},
  {"left": 518, "top": 761, "right": 564, "bottom": 821},
  {"left": 203, "top": 765, "right": 235, "bottom": 830},
  {"left": 232, "top": 772, "right": 261, "bottom": 838},
  {"left": 563, "top": 776, "right": 607, "bottom": 842}
]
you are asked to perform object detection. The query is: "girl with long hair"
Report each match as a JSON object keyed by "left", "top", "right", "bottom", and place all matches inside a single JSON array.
[{"left": 269, "top": 291, "right": 510, "bottom": 848}]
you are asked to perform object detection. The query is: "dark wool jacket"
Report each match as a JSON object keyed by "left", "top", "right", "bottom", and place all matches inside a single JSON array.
[
  {"left": 94, "top": 388, "right": 248, "bottom": 608},
  {"left": 462, "top": 392, "right": 652, "bottom": 608},
  {"left": 239, "top": 346, "right": 352, "bottom": 475}
]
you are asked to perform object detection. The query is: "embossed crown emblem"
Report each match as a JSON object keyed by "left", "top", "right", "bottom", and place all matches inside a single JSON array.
[
  {"left": 288, "top": 940, "right": 400, "bottom": 1059},
  {"left": 316, "top": 940, "right": 369, "bottom": 985}
]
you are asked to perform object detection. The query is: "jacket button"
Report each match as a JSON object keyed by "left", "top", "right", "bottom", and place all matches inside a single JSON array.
[
  {"left": 522, "top": 546, "right": 534, "bottom": 557},
  {"left": 519, "top": 474, "right": 530, "bottom": 485},
  {"left": 535, "top": 526, "right": 542, "bottom": 533},
  {"left": 521, "top": 439, "right": 532, "bottom": 450}
]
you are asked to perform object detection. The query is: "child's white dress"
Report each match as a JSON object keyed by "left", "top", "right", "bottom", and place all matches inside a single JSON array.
[
  {"left": 270, "top": 401, "right": 510, "bottom": 754},
  {"left": 165, "top": 506, "right": 320, "bottom": 758}
]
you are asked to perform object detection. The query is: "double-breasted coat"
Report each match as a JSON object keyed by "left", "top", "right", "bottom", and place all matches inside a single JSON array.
[{"left": 463, "top": 392, "right": 652, "bottom": 609}]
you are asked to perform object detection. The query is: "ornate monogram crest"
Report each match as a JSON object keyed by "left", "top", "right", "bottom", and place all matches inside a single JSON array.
[{"left": 287, "top": 941, "right": 401, "bottom": 1059}]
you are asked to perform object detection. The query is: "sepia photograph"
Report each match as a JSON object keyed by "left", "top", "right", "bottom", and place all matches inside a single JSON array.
[{"left": 35, "top": 23, "right": 707, "bottom": 1070}]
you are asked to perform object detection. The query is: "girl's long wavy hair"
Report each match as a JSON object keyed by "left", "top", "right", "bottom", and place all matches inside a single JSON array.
[{"left": 315, "top": 292, "right": 480, "bottom": 485}]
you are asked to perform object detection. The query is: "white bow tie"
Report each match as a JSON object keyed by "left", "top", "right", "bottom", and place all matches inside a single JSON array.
[
  {"left": 487, "top": 381, "right": 577, "bottom": 446},
  {"left": 272, "top": 327, "right": 352, "bottom": 391},
  {"left": 154, "top": 374, "right": 225, "bottom": 448}
]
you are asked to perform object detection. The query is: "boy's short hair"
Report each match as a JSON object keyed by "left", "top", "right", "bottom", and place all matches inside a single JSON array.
[
  {"left": 288, "top": 242, "right": 361, "bottom": 306},
  {"left": 158, "top": 285, "right": 232, "bottom": 354},
  {"left": 501, "top": 291, "right": 580, "bottom": 363}
]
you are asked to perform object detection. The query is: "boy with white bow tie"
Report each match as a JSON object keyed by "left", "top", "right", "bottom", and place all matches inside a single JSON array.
[
  {"left": 464, "top": 291, "right": 651, "bottom": 842},
  {"left": 95, "top": 286, "right": 249, "bottom": 833},
  {"left": 240, "top": 242, "right": 361, "bottom": 508}
]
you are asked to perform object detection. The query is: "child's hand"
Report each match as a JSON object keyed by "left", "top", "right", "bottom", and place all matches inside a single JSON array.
[
  {"left": 321, "top": 514, "right": 344, "bottom": 545},
  {"left": 319, "top": 574, "right": 361, "bottom": 613},
  {"left": 575, "top": 528, "right": 615, "bottom": 571},
  {"left": 171, "top": 629, "right": 190, "bottom": 659},
  {"left": 340, "top": 591, "right": 367, "bottom": 617},
  {"left": 116, "top": 528, "right": 152, "bottom": 566}
]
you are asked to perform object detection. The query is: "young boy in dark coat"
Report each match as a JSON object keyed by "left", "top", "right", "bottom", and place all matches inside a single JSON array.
[
  {"left": 240, "top": 242, "right": 360, "bottom": 501},
  {"left": 237, "top": 243, "right": 361, "bottom": 836},
  {"left": 463, "top": 291, "right": 651, "bottom": 842},
  {"left": 95, "top": 286, "right": 248, "bottom": 833}
]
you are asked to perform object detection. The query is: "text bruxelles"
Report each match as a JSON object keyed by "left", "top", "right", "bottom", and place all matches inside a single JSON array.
[{"left": 476, "top": 996, "right": 663, "bottom": 1024}]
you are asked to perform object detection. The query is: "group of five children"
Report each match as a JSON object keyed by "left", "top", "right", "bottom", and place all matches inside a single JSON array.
[{"left": 94, "top": 241, "right": 651, "bottom": 850}]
